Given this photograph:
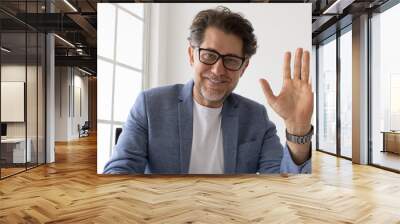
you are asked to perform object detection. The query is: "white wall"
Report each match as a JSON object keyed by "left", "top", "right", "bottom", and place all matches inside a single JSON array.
[
  {"left": 55, "top": 67, "right": 68, "bottom": 141},
  {"left": 73, "top": 73, "right": 89, "bottom": 137},
  {"left": 147, "top": 3, "right": 312, "bottom": 144},
  {"left": 54, "top": 67, "right": 89, "bottom": 141}
]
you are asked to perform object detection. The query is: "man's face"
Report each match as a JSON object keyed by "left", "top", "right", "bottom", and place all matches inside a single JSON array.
[{"left": 188, "top": 26, "right": 248, "bottom": 108}]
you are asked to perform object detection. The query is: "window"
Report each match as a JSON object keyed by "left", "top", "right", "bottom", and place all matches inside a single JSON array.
[
  {"left": 317, "top": 36, "right": 337, "bottom": 155},
  {"left": 370, "top": 2, "right": 400, "bottom": 171},
  {"left": 97, "top": 3, "right": 146, "bottom": 173},
  {"left": 339, "top": 28, "right": 352, "bottom": 158},
  {"left": 316, "top": 25, "right": 353, "bottom": 160},
  {"left": 389, "top": 74, "right": 400, "bottom": 130},
  {"left": 0, "top": 1, "right": 46, "bottom": 179}
]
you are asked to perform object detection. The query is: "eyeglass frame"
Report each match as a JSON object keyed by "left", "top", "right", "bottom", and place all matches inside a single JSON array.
[{"left": 192, "top": 47, "right": 247, "bottom": 71}]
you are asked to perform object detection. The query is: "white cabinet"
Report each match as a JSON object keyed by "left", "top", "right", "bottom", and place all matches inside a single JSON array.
[{"left": 1, "top": 138, "right": 32, "bottom": 163}]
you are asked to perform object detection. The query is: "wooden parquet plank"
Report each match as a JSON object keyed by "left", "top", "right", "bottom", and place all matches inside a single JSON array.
[{"left": 1, "top": 134, "right": 400, "bottom": 223}]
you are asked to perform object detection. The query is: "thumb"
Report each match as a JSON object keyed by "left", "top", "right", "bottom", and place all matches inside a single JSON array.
[{"left": 259, "top": 78, "right": 276, "bottom": 106}]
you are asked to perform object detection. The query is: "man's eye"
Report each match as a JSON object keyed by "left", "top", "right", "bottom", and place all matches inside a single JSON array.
[
  {"left": 202, "top": 53, "right": 217, "bottom": 60},
  {"left": 225, "top": 58, "right": 240, "bottom": 65}
]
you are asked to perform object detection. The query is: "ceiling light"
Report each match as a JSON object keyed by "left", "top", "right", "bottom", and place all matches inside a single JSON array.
[
  {"left": 78, "top": 67, "right": 92, "bottom": 76},
  {"left": 54, "top": 34, "right": 75, "bottom": 48},
  {"left": 1, "top": 47, "right": 11, "bottom": 53},
  {"left": 76, "top": 48, "right": 85, "bottom": 55},
  {"left": 63, "top": 0, "right": 78, "bottom": 12},
  {"left": 323, "top": 0, "right": 354, "bottom": 15}
]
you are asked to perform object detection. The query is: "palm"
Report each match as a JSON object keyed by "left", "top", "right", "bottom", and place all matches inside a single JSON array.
[
  {"left": 270, "top": 78, "right": 313, "bottom": 125},
  {"left": 260, "top": 48, "right": 313, "bottom": 127}
]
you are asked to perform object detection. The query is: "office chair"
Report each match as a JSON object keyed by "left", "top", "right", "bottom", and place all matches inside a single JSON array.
[
  {"left": 79, "top": 121, "right": 90, "bottom": 138},
  {"left": 115, "top": 128, "right": 122, "bottom": 145}
]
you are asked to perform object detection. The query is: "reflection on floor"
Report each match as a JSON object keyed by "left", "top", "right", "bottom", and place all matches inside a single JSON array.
[
  {"left": 0, "top": 167, "right": 25, "bottom": 177},
  {"left": 0, "top": 163, "right": 42, "bottom": 178},
  {"left": 372, "top": 150, "right": 400, "bottom": 171},
  {"left": 340, "top": 147, "right": 352, "bottom": 159}
]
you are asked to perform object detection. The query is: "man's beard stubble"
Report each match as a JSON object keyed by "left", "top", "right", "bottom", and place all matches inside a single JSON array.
[
  {"left": 199, "top": 73, "right": 239, "bottom": 104},
  {"left": 200, "top": 85, "right": 227, "bottom": 103}
]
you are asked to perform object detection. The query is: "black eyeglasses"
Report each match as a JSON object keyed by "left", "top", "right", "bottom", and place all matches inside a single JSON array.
[{"left": 195, "top": 47, "right": 246, "bottom": 71}]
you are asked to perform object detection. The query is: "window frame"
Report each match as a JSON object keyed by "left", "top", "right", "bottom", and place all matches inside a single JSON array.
[{"left": 315, "top": 24, "right": 353, "bottom": 161}]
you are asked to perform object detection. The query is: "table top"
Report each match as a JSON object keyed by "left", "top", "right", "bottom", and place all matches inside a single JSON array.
[
  {"left": 1, "top": 138, "right": 28, "bottom": 143},
  {"left": 381, "top": 131, "right": 400, "bottom": 134}
]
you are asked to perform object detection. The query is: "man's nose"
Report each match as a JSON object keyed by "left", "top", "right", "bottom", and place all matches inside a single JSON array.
[{"left": 210, "top": 58, "right": 226, "bottom": 75}]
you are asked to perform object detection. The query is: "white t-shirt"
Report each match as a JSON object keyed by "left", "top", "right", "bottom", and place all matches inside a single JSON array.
[{"left": 188, "top": 100, "right": 224, "bottom": 174}]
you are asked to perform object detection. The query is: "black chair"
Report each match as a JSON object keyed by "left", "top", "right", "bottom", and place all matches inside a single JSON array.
[
  {"left": 115, "top": 128, "right": 122, "bottom": 145},
  {"left": 79, "top": 121, "right": 90, "bottom": 138}
]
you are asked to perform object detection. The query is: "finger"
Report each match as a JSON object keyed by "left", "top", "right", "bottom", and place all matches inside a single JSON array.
[
  {"left": 301, "top": 50, "right": 310, "bottom": 83},
  {"left": 293, "top": 48, "right": 303, "bottom": 80},
  {"left": 283, "top": 52, "right": 291, "bottom": 80},
  {"left": 259, "top": 78, "right": 277, "bottom": 106}
]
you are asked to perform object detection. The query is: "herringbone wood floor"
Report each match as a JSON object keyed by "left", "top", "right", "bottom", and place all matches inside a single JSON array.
[{"left": 0, "top": 134, "right": 400, "bottom": 223}]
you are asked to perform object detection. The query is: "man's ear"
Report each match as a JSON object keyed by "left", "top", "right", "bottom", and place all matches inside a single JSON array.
[
  {"left": 240, "top": 59, "right": 250, "bottom": 77},
  {"left": 188, "top": 46, "right": 194, "bottom": 66}
]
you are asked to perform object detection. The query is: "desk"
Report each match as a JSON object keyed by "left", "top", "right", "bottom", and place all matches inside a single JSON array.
[
  {"left": 381, "top": 131, "right": 400, "bottom": 154},
  {"left": 1, "top": 138, "right": 31, "bottom": 163}
]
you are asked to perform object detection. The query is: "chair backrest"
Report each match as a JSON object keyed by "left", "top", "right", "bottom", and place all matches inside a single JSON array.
[
  {"left": 82, "top": 121, "right": 90, "bottom": 129},
  {"left": 115, "top": 128, "right": 123, "bottom": 145}
]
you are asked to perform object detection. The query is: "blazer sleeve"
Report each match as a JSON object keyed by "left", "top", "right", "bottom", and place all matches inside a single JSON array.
[
  {"left": 103, "top": 92, "right": 148, "bottom": 174},
  {"left": 257, "top": 108, "right": 312, "bottom": 174}
]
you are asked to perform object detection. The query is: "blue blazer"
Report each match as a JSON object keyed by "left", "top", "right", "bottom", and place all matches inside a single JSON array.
[{"left": 103, "top": 80, "right": 311, "bottom": 174}]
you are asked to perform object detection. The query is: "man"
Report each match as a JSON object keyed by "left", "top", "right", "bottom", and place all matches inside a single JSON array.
[{"left": 103, "top": 6, "right": 313, "bottom": 174}]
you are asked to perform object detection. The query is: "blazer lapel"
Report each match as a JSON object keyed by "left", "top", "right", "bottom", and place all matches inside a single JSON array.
[
  {"left": 221, "top": 95, "right": 239, "bottom": 174},
  {"left": 178, "top": 80, "right": 194, "bottom": 173}
]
